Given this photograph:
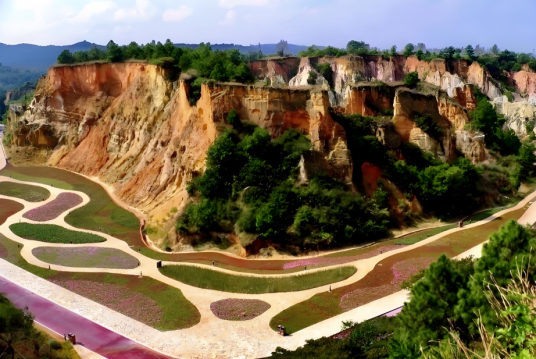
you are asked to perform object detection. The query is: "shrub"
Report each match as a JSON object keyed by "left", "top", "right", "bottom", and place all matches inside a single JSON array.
[
  {"left": 307, "top": 71, "right": 318, "bottom": 85},
  {"left": 414, "top": 115, "right": 444, "bottom": 139},
  {"left": 403, "top": 72, "right": 419, "bottom": 88},
  {"left": 49, "top": 340, "right": 62, "bottom": 350}
]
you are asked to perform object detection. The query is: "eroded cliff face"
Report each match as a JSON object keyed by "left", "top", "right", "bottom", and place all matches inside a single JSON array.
[
  {"left": 493, "top": 96, "right": 536, "bottom": 137},
  {"left": 392, "top": 88, "right": 488, "bottom": 164},
  {"left": 248, "top": 57, "right": 301, "bottom": 87},
  {"left": 7, "top": 63, "right": 353, "bottom": 225}
]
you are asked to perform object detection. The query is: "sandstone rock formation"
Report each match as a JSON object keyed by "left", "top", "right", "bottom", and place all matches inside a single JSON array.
[
  {"left": 493, "top": 95, "right": 536, "bottom": 137},
  {"left": 6, "top": 63, "right": 353, "bottom": 226},
  {"left": 248, "top": 57, "right": 300, "bottom": 87},
  {"left": 392, "top": 88, "right": 487, "bottom": 164}
]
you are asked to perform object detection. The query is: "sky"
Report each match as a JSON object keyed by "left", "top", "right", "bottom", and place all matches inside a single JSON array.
[{"left": 0, "top": 0, "right": 535, "bottom": 53}]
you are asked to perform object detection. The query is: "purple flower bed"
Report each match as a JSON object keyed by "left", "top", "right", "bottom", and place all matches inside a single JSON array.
[
  {"left": 282, "top": 245, "right": 405, "bottom": 270},
  {"left": 23, "top": 193, "right": 83, "bottom": 221},
  {"left": 210, "top": 299, "right": 271, "bottom": 321},
  {"left": 52, "top": 279, "right": 163, "bottom": 326},
  {"left": 32, "top": 246, "right": 139, "bottom": 269}
]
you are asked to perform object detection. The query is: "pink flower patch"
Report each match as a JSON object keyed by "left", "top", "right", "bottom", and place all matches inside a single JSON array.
[
  {"left": 282, "top": 245, "right": 405, "bottom": 270},
  {"left": 23, "top": 193, "right": 83, "bottom": 221},
  {"left": 210, "top": 299, "right": 271, "bottom": 321}
]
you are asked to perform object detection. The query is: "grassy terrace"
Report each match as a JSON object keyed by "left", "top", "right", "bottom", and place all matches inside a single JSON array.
[
  {"left": 159, "top": 265, "right": 357, "bottom": 294},
  {"left": 0, "top": 181, "right": 50, "bottom": 202},
  {"left": 270, "top": 206, "right": 527, "bottom": 334},
  {"left": 10, "top": 223, "right": 106, "bottom": 244},
  {"left": 0, "top": 233, "right": 200, "bottom": 331},
  {"left": 0, "top": 165, "right": 141, "bottom": 245}
]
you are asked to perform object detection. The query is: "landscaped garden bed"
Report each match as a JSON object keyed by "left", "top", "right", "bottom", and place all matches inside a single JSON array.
[
  {"left": 210, "top": 299, "right": 271, "bottom": 321},
  {"left": 159, "top": 265, "right": 356, "bottom": 294},
  {"left": 0, "top": 181, "right": 50, "bottom": 202},
  {"left": 10, "top": 223, "right": 106, "bottom": 244},
  {"left": 0, "top": 165, "right": 141, "bottom": 245},
  {"left": 23, "top": 193, "right": 83, "bottom": 221},
  {"left": 32, "top": 247, "right": 139, "bottom": 269},
  {"left": 0, "top": 198, "right": 24, "bottom": 225},
  {"left": 0, "top": 233, "right": 201, "bottom": 331},
  {"left": 270, "top": 207, "right": 526, "bottom": 334}
]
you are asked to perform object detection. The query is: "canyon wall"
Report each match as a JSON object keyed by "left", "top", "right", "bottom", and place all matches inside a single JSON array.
[{"left": 6, "top": 63, "right": 353, "bottom": 223}]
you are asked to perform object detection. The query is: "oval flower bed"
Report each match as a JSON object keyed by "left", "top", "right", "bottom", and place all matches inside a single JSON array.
[
  {"left": 32, "top": 247, "right": 139, "bottom": 269},
  {"left": 10, "top": 223, "right": 106, "bottom": 244},
  {"left": 210, "top": 299, "right": 271, "bottom": 321},
  {"left": 23, "top": 192, "right": 83, "bottom": 221}
]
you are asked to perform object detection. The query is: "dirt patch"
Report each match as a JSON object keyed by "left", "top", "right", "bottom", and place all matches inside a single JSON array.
[
  {"left": 210, "top": 299, "right": 271, "bottom": 321},
  {"left": 0, "top": 198, "right": 24, "bottom": 225}
]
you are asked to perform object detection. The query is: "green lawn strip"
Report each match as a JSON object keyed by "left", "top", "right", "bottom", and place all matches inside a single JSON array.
[
  {"left": 10, "top": 223, "right": 106, "bottom": 244},
  {"left": 0, "top": 233, "right": 200, "bottom": 330},
  {"left": 0, "top": 168, "right": 74, "bottom": 190},
  {"left": 0, "top": 181, "right": 51, "bottom": 202},
  {"left": 0, "top": 165, "right": 141, "bottom": 245},
  {"left": 32, "top": 247, "right": 138, "bottom": 269},
  {"left": 159, "top": 265, "right": 356, "bottom": 294},
  {"left": 394, "top": 224, "right": 458, "bottom": 245},
  {"left": 270, "top": 207, "right": 526, "bottom": 334}
]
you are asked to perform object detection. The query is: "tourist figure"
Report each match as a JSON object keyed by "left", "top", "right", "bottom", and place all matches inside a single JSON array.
[
  {"left": 64, "top": 334, "right": 66, "bottom": 341},
  {"left": 329, "top": 285, "right": 331, "bottom": 292},
  {"left": 212, "top": 261, "right": 215, "bottom": 266},
  {"left": 304, "top": 266, "right": 306, "bottom": 270}
]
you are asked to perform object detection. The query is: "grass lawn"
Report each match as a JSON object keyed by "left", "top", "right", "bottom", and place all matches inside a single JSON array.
[
  {"left": 10, "top": 223, "right": 106, "bottom": 244},
  {"left": 159, "top": 265, "right": 356, "bottom": 294},
  {"left": 0, "top": 181, "right": 50, "bottom": 202},
  {"left": 394, "top": 224, "right": 457, "bottom": 245},
  {"left": 0, "top": 233, "right": 200, "bottom": 331},
  {"left": 0, "top": 165, "right": 141, "bottom": 246},
  {"left": 32, "top": 247, "right": 139, "bottom": 269},
  {"left": 270, "top": 207, "right": 526, "bottom": 334}
]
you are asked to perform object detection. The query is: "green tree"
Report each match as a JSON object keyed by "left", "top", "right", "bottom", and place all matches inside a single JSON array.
[
  {"left": 57, "top": 50, "right": 75, "bottom": 64},
  {"left": 0, "top": 294, "right": 35, "bottom": 359},
  {"left": 403, "top": 72, "right": 419, "bottom": 88},
  {"left": 415, "top": 49, "right": 424, "bottom": 61},
  {"left": 491, "top": 44, "right": 500, "bottom": 55},
  {"left": 397, "top": 255, "right": 472, "bottom": 348},
  {"left": 403, "top": 43, "right": 415, "bottom": 57},
  {"left": 307, "top": 71, "right": 318, "bottom": 85},
  {"left": 456, "top": 220, "right": 536, "bottom": 332},
  {"left": 465, "top": 44, "right": 475, "bottom": 59},
  {"left": 347, "top": 40, "right": 367, "bottom": 54},
  {"left": 226, "top": 109, "right": 240, "bottom": 127},
  {"left": 106, "top": 40, "right": 124, "bottom": 62},
  {"left": 390, "top": 45, "right": 398, "bottom": 57}
]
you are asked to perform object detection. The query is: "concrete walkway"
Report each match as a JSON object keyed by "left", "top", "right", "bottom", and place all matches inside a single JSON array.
[{"left": 0, "top": 276, "right": 173, "bottom": 359}]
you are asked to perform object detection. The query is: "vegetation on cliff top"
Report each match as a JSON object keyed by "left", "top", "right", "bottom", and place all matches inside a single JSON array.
[
  {"left": 178, "top": 112, "right": 390, "bottom": 249},
  {"left": 56, "top": 40, "right": 256, "bottom": 84}
]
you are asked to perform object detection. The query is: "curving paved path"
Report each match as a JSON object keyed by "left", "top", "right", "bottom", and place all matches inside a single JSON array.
[{"left": 2, "top": 140, "right": 536, "bottom": 357}]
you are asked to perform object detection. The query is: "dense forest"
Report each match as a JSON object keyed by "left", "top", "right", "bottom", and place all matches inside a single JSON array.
[{"left": 0, "top": 64, "right": 44, "bottom": 124}]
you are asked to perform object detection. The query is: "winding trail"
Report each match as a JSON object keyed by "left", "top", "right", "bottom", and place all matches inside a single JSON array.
[{"left": 2, "top": 140, "right": 536, "bottom": 357}]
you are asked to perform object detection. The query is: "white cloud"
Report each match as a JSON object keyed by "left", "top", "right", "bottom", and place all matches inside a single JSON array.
[
  {"left": 219, "top": 0, "right": 271, "bottom": 8},
  {"left": 219, "top": 10, "right": 237, "bottom": 25},
  {"left": 68, "top": 1, "right": 118, "bottom": 23},
  {"left": 114, "top": 0, "right": 157, "bottom": 21},
  {"left": 162, "top": 5, "right": 193, "bottom": 22}
]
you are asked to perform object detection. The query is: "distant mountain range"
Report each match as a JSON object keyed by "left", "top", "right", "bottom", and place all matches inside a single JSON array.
[{"left": 0, "top": 41, "right": 316, "bottom": 69}]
